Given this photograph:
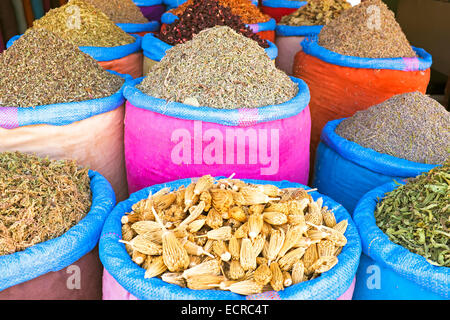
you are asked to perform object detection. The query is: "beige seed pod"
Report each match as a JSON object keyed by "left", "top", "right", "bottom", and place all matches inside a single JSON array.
[
  {"left": 322, "top": 209, "right": 336, "bottom": 228},
  {"left": 326, "top": 229, "right": 348, "bottom": 247},
  {"left": 212, "top": 240, "right": 231, "bottom": 261},
  {"left": 288, "top": 198, "right": 309, "bottom": 215},
  {"left": 248, "top": 214, "right": 264, "bottom": 240},
  {"left": 119, "top": 235, "right": 163, "bottom": 256},
  {"left": 264, "top": 202, "right": 289, "bottom": 215},
  {"left": 177, "top": 201, "right": 206, "bottom": 230},
  {"left": 254, "top": 263, "right": 272, "bottom": 286},
  {"left": 234, "top": 222, "right": 249, "bottom": 239},
  {"left": 334, "top": 246, "right": 343, "bottom": 256},
  {"left": 188, "top": 218, "right": 206, "bottom": 233},
  {"left": 240, "top": 187, "right": 280, "bottom": 205},
  {"left": 267, "top": 229, "right": 285, "bottom": 264},
  {"left": 229, "top": 206, "right": 247, "bottom": 223},
  {"left": 240, "top": 238, "right": 257, "bottom": 271},
  {"left": 182, "top": 239, "right": 214, "bottom": 258},
  {"left": 227, "top": 280, "right": 263, "bottom": 296},
  {"left": 203, "top": 226, "right": 232, "bottom": 241},
  {"left": 263, "top": 211, "right": 288, "bottom": 226},
  {"left": 186, "top": 274, "right": 225, "bottom": 290},
  {"left": 206, "top": 208, "right": 223, "bottom": 229},
  {"left": 261, "top": 222, "right": 272, "bottom": 238},
  {"left": 283, "top": 271, "right": 292, "bottom": 287},
  {"left": 229, "top": 260, "right": 245, "bottom": 280},
  {"left": 278, "top": 225, "right": 304, "bottom": 258},
  {"left": 161, "top": 272, "right": 186, "bottom": 287},
  {"left": 154, "top": 193, "right": 177, "bottom": 212},
  {"left": 189, "top": 255, "right": 202, "bottom": 268},
  {"left": 291, "top": 261, "right": 305, "bottom": 284},
  {"left": 144, "top": 256, "right": 167, "bottom": 279},
  {"left": 121, "top": 212, "right": 141, "bottom": 224},
  {"left": 175, "top": 186, "right": 186, "bottom": 207},
  {"left": 228, "top": 236, "right": 241, "bottom": 260},
  {"left": 248, "top": 204, "right": 266, "bottom": 215},
  {"left": 333, "top": 220, "right": 349, "bottom": 234},
  {"left": 210, "top": 189, "right": 234, "bottom": 213},
  {"left": 194, "top": 175, "right": 214, "bottom": 195},
  {"left": 269, "top": 262, "right": 284, "bottom": 291},
  {"left": 256, "top": 257, "right": 268, "bottom": 266},
  {"left": 131, "top": 250, "right": 147, "bottom": 265},
  {"left": 252, "top": 234, "right": 266, "bottom": 257},
  {"left": 131, "top": 220, "right": 161, "bottom": 235},
  {"left": 278, "top": 247, "right": 306, "bottom": 272},
  {"left": 293, "top": 237, "right": 313, "bottom": 248},
  {"left": 255, "top": 184, "right": 282, "bottom": 197},
  {"left": 122, "top": 223, "right": 135, "bottom": 241},
  {"left": 307, "top": 229, "right": 329, "bottom": 242},
  {"left": 305, "top": 201, "right": 323, "bottom": 226},
  {"left": 231, "top": 190, "right": 246, "bottom": 206},
  {"left": 141, "top": 255, "right": 153, "bottom": 270},
  {"left": 311, "top": 256, "right": 338, "bottom": 274},
  {"left": 317, "top": 239, "right": 336, "bottom": 258},
  {"left": 182, "top": 259, "right": 221, "bottom": 278},
  {"left": 302, "top": 244, "right": 319, "bottom": 275},
  {"left": 199, "top": 191, "right": 212, "bottom": 212}
]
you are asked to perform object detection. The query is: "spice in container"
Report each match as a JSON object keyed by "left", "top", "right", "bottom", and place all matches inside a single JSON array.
[
  {"left": 121, "top": 175, "right": 349, "bottom": 294},
  {"left": 84, "top": 0, "right": 149, "bottom": 24}
]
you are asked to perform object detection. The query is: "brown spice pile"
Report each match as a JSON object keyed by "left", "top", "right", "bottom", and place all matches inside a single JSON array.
[
  {"left": 31, "top": 0, "right": 135, "bottom": 47},
  {"left": 318, "top": 0, "right": 416, "bottom": 58},
  {"left": 0, "top": 152, "right": 92, "bottom": 256},
  {"left": 121, "top": 175, "right": 348, "bottom": 294},
  {"left": 279, "top": 0, "right": 351, "bottom": 26},
  {"left": 169, "top": 0, "right": 271, "bottom": 24},
  {"left": 0, "top": 29, "right": 124, "bottom": 108},
  {"left": 84, "top": 0, "right": 149, "bottom": 24}
]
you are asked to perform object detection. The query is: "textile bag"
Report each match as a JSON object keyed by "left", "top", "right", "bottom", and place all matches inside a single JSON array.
[
  {"left": 100, "top": 178, "right": 361, "bottom": 300},
  {"left": 260, "top": 0, "right": 307, "bottom": 22},
  {"left": 133, "top": 0, "right": 166, "bottom": 22}
]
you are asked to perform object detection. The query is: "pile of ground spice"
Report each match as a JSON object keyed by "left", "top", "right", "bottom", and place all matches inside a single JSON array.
[
  {"left": 318, "top": 0, "right": 416, "bottom": 58},
  {"left": 335, "top": 92, "right": 450, "bottom": 165},
  {"left": 139, "top": 26, "right": 298, "bottom": 109},
  {"left": 84, "top": 0, "right": 149, "bottom": 24},
  {"left": 158, "top": 0, "right": 268, "bottom": 48},
  {"left": 31, "top": 0, "right": 135, "bottom": 47},
  {"left": 0, "top": 151, "right": 92, "bottom": 256},
  {"left": 169, "top": 0, "right": 270, "bottom": 24},
  {"left": 279, "top": 0, "right": 351, "bottom": 26},
  {"left": 0, "top": 29, "right": 124, "bottom": 108}
]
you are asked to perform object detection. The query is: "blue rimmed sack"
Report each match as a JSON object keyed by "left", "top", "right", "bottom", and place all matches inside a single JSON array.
[
  {"left": 141, "top": 33, "right": 278, "bottom": 75},
  {"left": 100, "top": 178, "right": 361, "bottom": 300},
  {"left": 352, "top": 182, "right": 449, "bottom": 300},
  {"left": 123, "top": 76, "right": 311, "bottom": 194},
  {"left": 163, "top": 0, "right": 258, "bottom": 10},
  {"left": 0, "top": 170, "right": 116, "bottom": 300},
  {"left": 275, "top": 24, "right": 323, "bottom": 75},
  {"left": 117, "top": 20, "right": 160, "bottom": 36},
  {"left": 0, "top": 71, "right": 132, "bottom": 202},
  {"left": 312, "top": 119, "right": 438, "bottom": 215},
  {"left": 7, "top": 34, "right": 143, "bottom": 79},
  {"left": 260, "top": 0, "right": 307, "bottom": 22},
  {"left": 133, "top": 0, "right": 166, "bottom": 22}
]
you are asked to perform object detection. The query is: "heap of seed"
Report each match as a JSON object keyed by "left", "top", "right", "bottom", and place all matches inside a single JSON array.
[
  {"left": 0, "top": 29, "right": 124, "bottom": 108},
  {"left": 0, "top": 151, "right": 92, "bottom": 256},
  {"left": 335, "top": 92, "right": 450, "bottom": 165},
  {"left": 84, "top": 0, "right": 149, "bottom": 24},
  {"left": 169, "top": 0, "right": 270, "bottom": 24},
  {"left": 139, "top": 26, "right": 298, "bottom": 109},
  {"left": 31, "top": 0, "right": 135, "bottom": 47},
  {"left": 158, "top": 0, "right": 268, "bottom": 48},
  {"left": 279, "top": 0, "right": 351, "bottom": 26},
  {"left": 375, "top": 161, "right": 450, "bottom": 267},
  {"left": 121, "top": 174, "right": 348, "bottom": 294},
  {"left": 318, "top": 0, "right": 416, "bottom": 58}
]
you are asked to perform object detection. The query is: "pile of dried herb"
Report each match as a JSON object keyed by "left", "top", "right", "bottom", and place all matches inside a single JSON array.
[
  {"left": 158, "top": 0, "right": 268, "bottom": 48},
  {"left": 375, "top": 161, "right": 450, "bottom": 267},
  {"left": 0, "top": 29, "right": 124, "bottom": 108},
  {"left": 84, "top": 0, "right": 149, "bottom": 24},
  {"left": 279, "top": 0, "right": 351, "bottom": 26},
  {"left": 31, "top": 0, "right": 135, "bottom": 47},
  {"left": 318, "top": 0, "right": 416, "bottom": 58},
  {"left": 169, "top": 0, "right": 271, "bottom": 24},
  {"left": 335, "top": 92, "right": 450, "bottom": 165},
  {"left": 139, "top": 26, "right": 297, "bottom": 109},
  {"left": 121, "top": 175, "right": 348, "bottom": 294},
  {"left": 0, "top": 152, "right": 92, "bottom": 256}
]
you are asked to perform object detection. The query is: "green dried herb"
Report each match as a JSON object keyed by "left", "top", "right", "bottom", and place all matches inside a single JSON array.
[
  {"left": 139, "top": 26, "right": 298, "bottom": 109},
  {"left": 84, "top": 0, "right": 148, "bottom": 24},
  {"left": 0, "top": 152, "right": 92, "bottom": 256},
  {"left": 375, "top": 160, "right": 450, "bottom": 267}
]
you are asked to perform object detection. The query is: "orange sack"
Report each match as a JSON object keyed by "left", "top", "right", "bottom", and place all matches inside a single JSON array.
[{"left": 293, "top": 38, "right": 432, "bottom": 175}]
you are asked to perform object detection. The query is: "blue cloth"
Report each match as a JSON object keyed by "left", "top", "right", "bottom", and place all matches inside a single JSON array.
[
  {"left": 301, "top": 37, "right": 432, "bottom": 71},
  {"left": 0, "top": 170, "right": 116, "bottom": 291},
  {"left": 312, "top": 119, "right": 437, "bottom": 214},
  {"left": 262, "top": 0, "right": 307, "bottom": 9},
  {"left": 100, "top": 178, "right": 361, "bottom": 300},
  {"left": 7, "top": 34, "right": 142, "bottom": 62},
  {"left": 117, "top": 21, "right": 160, "bottom": 34},
  {"left": 133, "top": 0, "right": 163, "bottom": 5},
  {"left": 123, "top": 76, "right": 310, "bottom": 126},
  {"left": 352, "top": 182, "right": 449, "bottom": 300},
  {"left": 141, "top": 33, "right": 278, "bottom": 61},
  {"left": 276, "top": 24, "right": 323, "bottom": 37}
]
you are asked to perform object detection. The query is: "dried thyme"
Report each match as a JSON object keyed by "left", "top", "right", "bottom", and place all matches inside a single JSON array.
[
  {"left": 375, "top": 161, "right": 450, "bottom": 267},
  {"left": 318, "top": 0, "right": 416, "bottom": 58},
  {"left": 139, "top": 26, "right": 298, "bottom": 109},
  {"left": 84, "top": 0, "right": 149, "bottom": 24},
  {"left": 335, "top": 92, "right": 450, "bottom": 165},
  {"left": 31, "top": 0, "right": 135, "bottom": 47},
  {"left": 0, "top": 29, "right": 124, "bottom": 108},
  {"left": 0, "top": 152, "right": 92, "bottom": 256}
]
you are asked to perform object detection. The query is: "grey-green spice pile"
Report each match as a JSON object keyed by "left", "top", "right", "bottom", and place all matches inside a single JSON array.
[
  {"left": 138, "top": 26, "right": 298, "bottom": 109},
  {"left": 0, "top": 29, "right": 124, "bottom": 108},
  {"left": 375, "top": 160, "right": 450, "bottom": 267},
  {"left": 318, "top": 0, "right": 416, "bottom": 58},
  {"left": 84, "top": 0, "right": 149, "bottom": 24},
  {"left": 0, "top": 152, "right": 92, "bottom": 256},
  {"left": 335, "top": 92, "right": 450, "bottom": 165}
]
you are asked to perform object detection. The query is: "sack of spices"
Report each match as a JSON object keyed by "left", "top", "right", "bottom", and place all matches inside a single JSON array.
[
  {"left": 260, "top": 0, "right": 307, "bottom": 23},
  {"left": 162, "top": 0, "right": 276, "bottom": 42},
  {"left": 312, "top": 92, "right": 449, "bottom": 214},
  {"left": 133, "top": 0, "right": 166, "bottom": 22},
  {"left": 0, "top": 29, "right": 131, "bottom": 202},
  {"left": 99, "top": 176, "right": 361, "bottom": 300},
  {"left": 22, "top": 0, "right": 144, "bottom": 78},
  {"left": 352, "top": 163, "right": 449, "bottom": 300},
  {"left": 292, "top": 0, "right": 432, "bottom": 174},
  {"left": 0, "top": 152, "right": 116, "bottom": 300},
  {"left": 275, "top": 0, "right": 351, "bottom": 75},
  {"left": 163, "top": 0, "right": 258, "bottom": 10},
  {"left": 124, "top": 26, "right": 311, "bottom": 194}
]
